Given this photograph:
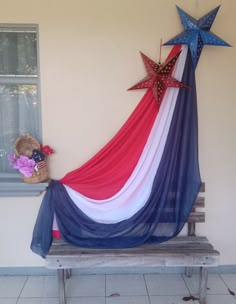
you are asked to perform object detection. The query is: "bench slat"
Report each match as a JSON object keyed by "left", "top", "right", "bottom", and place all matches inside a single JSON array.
[
  {"left": 199, "top": 182, "right": 205, "bottom": 192},
  {"left": 193, "top": 197, "right": 205, "bottom": 208},
  {"left": 47, "top": 257, "right": 219, "bottom": 269},
  {"left": 48, "top": 244, "right": 215, "bottom": 255},
  {"left": 46, "top": 236, "right": 219, "bottom": 269},
  {"left": 187, "top": 211, "right": 205, "bottom": 223},
  {"left": 46, "top": 253, "right": 219, "bottom": 269},
  {"left": 49, "top": 236, "right": 211, "bottom": 248}
]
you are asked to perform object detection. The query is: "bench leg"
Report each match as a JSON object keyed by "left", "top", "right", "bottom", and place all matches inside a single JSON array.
[
  {"left": 185, "top": 267, "right": 193, "bottom": 277},
  {"left": 65, "top": 269, "right": 72, "bottom": 279},
  {"left": 199, "top": 267, "right": 208, "bottom": 304},
  {"left": 57, "top": 269, "right": 66, "bottom": 304}
]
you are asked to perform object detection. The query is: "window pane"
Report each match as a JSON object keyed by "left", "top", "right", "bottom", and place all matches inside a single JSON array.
[
  {"left": 0, "top": 32, "right": 37, "bottom": 75},
  {"left": 0, "top": 84, "right": 40, "bottom": 172}
]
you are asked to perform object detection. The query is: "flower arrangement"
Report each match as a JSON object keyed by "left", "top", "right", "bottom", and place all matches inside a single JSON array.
[
  {"left": 9, "top": 154, "right": 36, "bottom": 177},
  {"left": 8, "top": 135, "right": 54, "bottom": 183}
]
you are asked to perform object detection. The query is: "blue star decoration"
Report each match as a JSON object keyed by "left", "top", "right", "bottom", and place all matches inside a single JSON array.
[{"left": 163, "top": 6, "right": 231, "bottom": 68}]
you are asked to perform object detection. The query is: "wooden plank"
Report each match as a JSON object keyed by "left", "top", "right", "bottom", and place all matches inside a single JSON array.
[
  {"left": 193, "top": 197, "right": 205, "bottom": 208},
  {"left": 49, "top": 236, "right": 211, "bottom": 250},
  {"left": 46, "top": 255, "right": 219, "bottom": 269},
  {"left": 48, "top": 241, "right": 215, "bottom": 254},
  {"left": 51, "top": 236, "right": 209, "bottom": 244},
  {"left": 48, "top": 237, "right": 212, "bottom": 254},
  {"left": 46, "top": 250, "right": 219, "bottom": 269},
  {"left": 199, "top": 182, "right": 205, "bottom": 192},
  {"left": 48, "top": 247, "right": 218, "bottom": 258},
  {"left": 46, "top": 236, "right": 220, "bottom": 270},
  {"left": 47, "top": 245, "right": 219, "bottom": 256},
  {"left": 187, "top": 212, "right": 205, "bottom": 223}
]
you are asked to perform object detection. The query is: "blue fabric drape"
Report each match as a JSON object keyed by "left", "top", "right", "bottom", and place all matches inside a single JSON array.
[{"left": 31, "top": 49, "right": 201, "bottom": 258}]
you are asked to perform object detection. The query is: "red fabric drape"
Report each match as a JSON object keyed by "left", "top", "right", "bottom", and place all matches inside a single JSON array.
[
  {"left": 60, "top": 90, "right": 158, "bottom": 199},
  {"left": 60, "top": 46, "right": 181, "bottom": 199}
]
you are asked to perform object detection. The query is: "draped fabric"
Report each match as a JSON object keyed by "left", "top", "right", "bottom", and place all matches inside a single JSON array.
[
  {"left": 60, "top": 90, "right": 158, "bottom": 200},
  {"left": 59, "top": 45, "right": 182, "bottom": 200},
  {"left": 52, "top": 46, "right": 187, "bottom": 227},
  {"left": 31, "top": 45, "right": 201, "bottom": 258}
]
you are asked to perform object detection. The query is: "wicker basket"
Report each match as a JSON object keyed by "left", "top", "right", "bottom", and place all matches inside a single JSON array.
[
  {"left": 14, "top": 135, "right": 49, "bottom": 183},
  {"left": 14, "top": 135, "right": 40, "bottom": 158}
]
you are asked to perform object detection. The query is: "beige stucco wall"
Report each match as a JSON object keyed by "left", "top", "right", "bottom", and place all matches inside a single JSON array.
[{"left": 0, "top": 0, "right": 235, "bottom": 267}]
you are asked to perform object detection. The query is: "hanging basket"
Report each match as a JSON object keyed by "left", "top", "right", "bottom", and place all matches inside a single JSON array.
[
  {"left": 14, "top": 135, "right": 40, "bottom": 157},
  {"left": 14, "top": 135, "right": 49, "bottom": 183},
  {"left": 22, "top": 160, "right": 49, "bottom": 184}
]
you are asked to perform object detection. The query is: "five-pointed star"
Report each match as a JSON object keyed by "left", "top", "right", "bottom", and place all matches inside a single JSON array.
[
  {"left": 163, "top": 6, "right": 231, "bottom": 68},
  {"left": 128, "top": 51, "right": 188, "bottom": 104}
]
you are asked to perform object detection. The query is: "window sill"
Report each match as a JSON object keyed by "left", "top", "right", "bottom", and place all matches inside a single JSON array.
[{"left": 0, "top": 173, "right": 49, "bottom": 197}]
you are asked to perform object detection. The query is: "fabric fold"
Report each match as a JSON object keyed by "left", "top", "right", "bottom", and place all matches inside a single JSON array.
[
  {"left": 53, "top": 46, "right": 188, "bottom": 225},
  {"left": 60, "top": 46, "right": 182, "bottom": 200},
  {"left": 31, "top": 46, "right": 201, "bottom": 257}
]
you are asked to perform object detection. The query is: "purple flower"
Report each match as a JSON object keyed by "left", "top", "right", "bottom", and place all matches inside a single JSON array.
[
  {"left": 8, "top": 153, "right": 36, "bottom": 177},
  {"left": 15, "top": 155, "right": 36, "bottom": 177},
  {"left": 8, "top": 153, "right": 19, "bottom": 169}
]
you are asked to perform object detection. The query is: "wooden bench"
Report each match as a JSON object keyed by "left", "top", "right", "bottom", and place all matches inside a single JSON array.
[{"left": 45, "top": 183, "right": 220, "bottom": 304}]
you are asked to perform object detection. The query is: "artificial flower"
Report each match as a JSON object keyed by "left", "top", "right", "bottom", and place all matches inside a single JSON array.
[
  {"left": 40, "top": 145, "right": 55, "bottom": 156},
  {"left": 14, "top": 155, "right": 36, "bottom": 177},
  {"left": 8, "top": 153, "right": 17, "bottom": 168}
]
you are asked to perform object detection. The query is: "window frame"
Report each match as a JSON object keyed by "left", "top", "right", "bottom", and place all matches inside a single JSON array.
[{"left": 0, "top": 24, "right": 48, "bottom": 196}]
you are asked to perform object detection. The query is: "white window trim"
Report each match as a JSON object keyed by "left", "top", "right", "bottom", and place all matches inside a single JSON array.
[{"left": 0, "top": 24, "right": 48, "bottom": 196}]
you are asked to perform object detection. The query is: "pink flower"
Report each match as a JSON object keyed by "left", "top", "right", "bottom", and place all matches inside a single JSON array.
[
  {"left": 15, "top": 155, "right": 36, "bottom": 177},
  {"left": 8, "top": 153, "right": 18, "bottom": 169}
]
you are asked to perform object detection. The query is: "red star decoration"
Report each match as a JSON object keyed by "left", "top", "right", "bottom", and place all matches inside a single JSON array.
[{"left": 128, "top": 51, "right": 188, "bottom": 104}]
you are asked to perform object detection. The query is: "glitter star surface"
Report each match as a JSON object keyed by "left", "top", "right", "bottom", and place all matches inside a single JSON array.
[
  {"left": 164, "top": 6, "right": 231, "bottom": 68},
  {"left": 128, "top": 50, "right": 188, "bottom": 104}
]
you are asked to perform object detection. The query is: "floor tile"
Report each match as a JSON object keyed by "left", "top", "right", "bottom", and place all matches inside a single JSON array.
[
  {"left": 193, "top": 295, "right": 236, "bottom": 304},
  {"left": 221, "top": 274, "right": 236, "bottom": 293},
  {"left": 106, "top": 274, "right": 147, "bottom": 296},
  {"left": 18, "top": 298, "right": 105, "bottom": 304},
  {"left": 20, "top": 276, "right": 58, "bottom": 298},
  {"left": 0, "top": 299, "right": 17, "bottom": 304},
  {"left": 150, "top": 295, "right": 192, "bottom": 304},
  {"left": 0, "top": 276, "right": 27, "bottom": 298},
  {"left": 66, "top": 275, "right": 105, "bottom": 297},
  {"left": 1, "top": 272, "right": 236, "bottom": 304},
  {"left": 183, "top": 273, "right": 229, "bottom": 295},
  {"left": 145, "top": 274, "right": 189, "bottom": 296},
  {"left": 66, "top": 298, "right": 105, "bottom": 304},
  {"left": 106, "top": 295, "right": 149, "bottom": 304},
  {"left": 17, "top": 299, "right": 58, "bottom": 304}
]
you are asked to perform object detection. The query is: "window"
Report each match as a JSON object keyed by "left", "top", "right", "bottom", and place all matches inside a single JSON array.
[{"left": 0, "top": 25, "right": 47, "bottom": 196}]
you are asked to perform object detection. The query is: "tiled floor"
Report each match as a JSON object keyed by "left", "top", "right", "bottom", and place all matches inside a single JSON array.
[{"left": 0, "top": 273, "right": 236, "bottom": 304}]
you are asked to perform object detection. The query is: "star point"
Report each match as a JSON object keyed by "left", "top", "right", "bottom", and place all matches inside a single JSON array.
[{"left": 164, "top": 6, "right": 231, "bottom": 68}]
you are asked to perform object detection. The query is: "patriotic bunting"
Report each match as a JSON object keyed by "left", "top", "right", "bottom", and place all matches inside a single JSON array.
[
  {"left": 31, "top": 45, "right": 201, "bottom": 257},
  {"left": 31, "top": 6, "right": 230, "bottom": 259}
]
